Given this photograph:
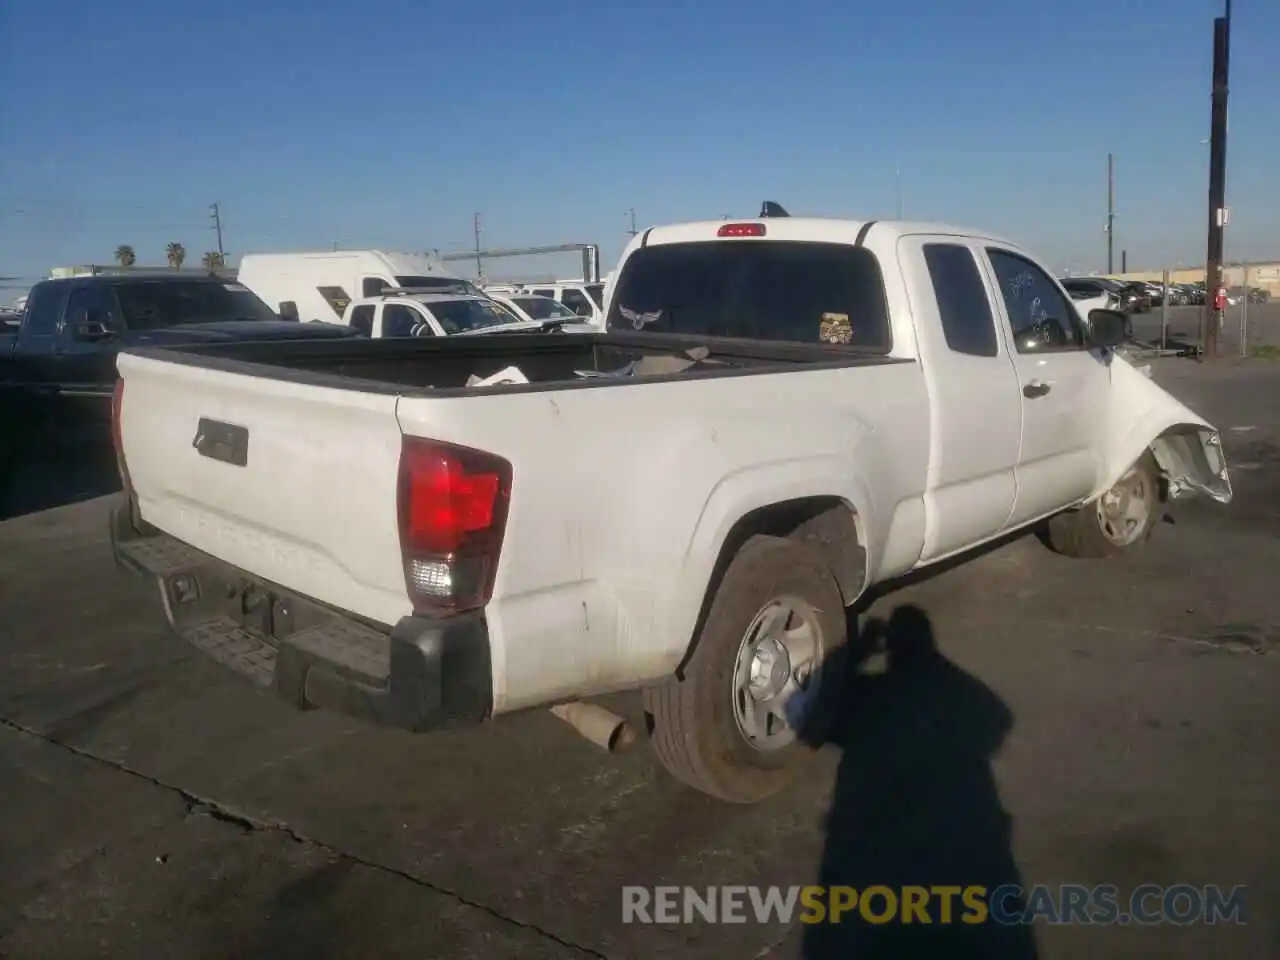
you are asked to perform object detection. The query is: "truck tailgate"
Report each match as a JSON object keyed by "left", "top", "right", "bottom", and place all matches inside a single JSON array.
[{"left": 116, "top": 352, "right": 411, "bottom": 625}]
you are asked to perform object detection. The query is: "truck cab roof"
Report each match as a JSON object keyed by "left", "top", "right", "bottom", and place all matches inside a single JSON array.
[{"left": 637, "top": 216, "right": 1017, "bottom": 248}]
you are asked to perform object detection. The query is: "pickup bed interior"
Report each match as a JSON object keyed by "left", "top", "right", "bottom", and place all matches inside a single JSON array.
[{"left": 127, "top": 331, "right": 909, "bottom": 396}]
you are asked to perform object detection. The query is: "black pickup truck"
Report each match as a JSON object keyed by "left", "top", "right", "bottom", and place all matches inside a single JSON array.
[{"left": 1, "top": 271, "right": 360, "bottom": 436}]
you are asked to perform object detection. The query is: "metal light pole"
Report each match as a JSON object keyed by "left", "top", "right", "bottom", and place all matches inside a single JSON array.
[
  {"left": 1201, "top": 0, "right": 1232, "bottom": 360},
  {"left": 1106, "top": 153, "right": 1115, "bottom": 274}
]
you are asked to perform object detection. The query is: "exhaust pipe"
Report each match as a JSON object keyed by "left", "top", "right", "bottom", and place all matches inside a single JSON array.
[{"left": 550, "top": 701, "right": 636, "bottom": 753}]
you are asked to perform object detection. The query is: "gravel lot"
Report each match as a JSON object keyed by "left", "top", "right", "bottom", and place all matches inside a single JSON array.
[{"left": 1, "top": 356, "right": 1277, "bottom": 959}]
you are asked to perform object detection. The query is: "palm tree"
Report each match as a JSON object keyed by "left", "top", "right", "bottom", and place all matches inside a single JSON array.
[
  {"left": 165, "top": 242, "right": 186, "bottom": 270},
  {"left": 114, "top": 245, "right": 137, "bottom": 267},
  {"left": 201, "top": 251, "right": 225, "bottom": 270}
]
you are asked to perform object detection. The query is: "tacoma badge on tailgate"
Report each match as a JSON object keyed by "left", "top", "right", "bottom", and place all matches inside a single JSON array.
[{"left": 193, "top": 417, "right": 249, "bottom": 467}]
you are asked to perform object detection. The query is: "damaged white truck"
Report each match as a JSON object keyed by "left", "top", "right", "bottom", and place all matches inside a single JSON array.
[{"left": 110, "top": 211, "right": 1232, "bottom": 804}]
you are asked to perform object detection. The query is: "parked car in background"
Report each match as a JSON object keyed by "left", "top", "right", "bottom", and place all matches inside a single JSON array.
[
  {"left": 483, "top": 280, "right": 605, "bottom": 323},
  {"left": 487, "top": 293, "right": 598, "bottom": 330},
  {"left": 1058, "top": 278, "right": 1122, "bottom": 312},
  {"left": 338, "top": 289, "right": 592, "bottom": 339},
  {"left": 1058, "top": 278, "right": 1132, "bottom": 340},
  {"left": 0, "top": 271, "right": 360, "bottom": 441},
  {"left": 1116, "top": 282, "right": 1152, "bottom": 313}
]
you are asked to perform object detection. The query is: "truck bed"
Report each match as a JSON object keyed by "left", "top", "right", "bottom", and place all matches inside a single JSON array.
[{"left": 127, "top": 330, "right": 906, "bottom": 395}]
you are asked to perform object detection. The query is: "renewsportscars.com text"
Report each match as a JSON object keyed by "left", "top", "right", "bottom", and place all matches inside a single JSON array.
[{"left": 621, "top": 884, "right": 1249, "bottom": 926}]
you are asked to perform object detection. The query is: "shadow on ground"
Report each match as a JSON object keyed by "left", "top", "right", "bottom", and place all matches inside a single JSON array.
[
  {"left": 799, "top": 604, "right": 1039, "bottom": 959},
  {"left": 0, "top": 409, "right": 120, "bottom": 522}
]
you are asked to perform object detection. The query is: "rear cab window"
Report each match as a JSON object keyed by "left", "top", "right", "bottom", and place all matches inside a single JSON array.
[
  {"left": 607, "top": 240, "right": 891, "bottom": 351},
  {"left": 113, "top": 280, "right": 278, "bottom": 330}
]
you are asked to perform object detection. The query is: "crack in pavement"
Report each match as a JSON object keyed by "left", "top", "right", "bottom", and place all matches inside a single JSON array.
[
  {"left": 949, "top": 617, "right": 1276, "bottom": 655},
  {"left": 0, "top": 715, "right": 608, "bottom": 960}
]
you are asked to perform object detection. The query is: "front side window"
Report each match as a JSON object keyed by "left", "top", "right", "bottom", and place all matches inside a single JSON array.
[
  {"left": 362, "top": 277, "right": 390, "bottom": 297},
  {"left": 606, "top": 240, "right": 891, "bottom": 350},
  {"left": 986, "top": 249, "right": 1086, "bottom": 353},
  {"left": 382, "top": 304, "right": 424, "bottom": 338}
]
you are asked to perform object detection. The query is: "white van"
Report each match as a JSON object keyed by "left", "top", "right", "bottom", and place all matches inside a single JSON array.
[{"left": 237, "top": 250, "right": 480, "bottom": 324}]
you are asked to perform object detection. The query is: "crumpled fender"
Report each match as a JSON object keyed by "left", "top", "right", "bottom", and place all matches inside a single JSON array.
[{"left": 1097, "top": 355, "right": 1232, "bottom": 504}]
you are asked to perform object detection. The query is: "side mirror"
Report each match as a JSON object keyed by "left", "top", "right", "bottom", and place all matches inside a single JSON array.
[
  {"left": 279, "top": 301, "right": 300, "bottom": 322},
  {"left": 1085, "top": 308, "right": 1128, "bottom": 349}
]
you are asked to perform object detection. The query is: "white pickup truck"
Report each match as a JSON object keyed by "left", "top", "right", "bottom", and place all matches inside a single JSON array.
[
  {"left": 338, "top": 289, "right": 592, "bottom": 338},
  {"left": 110, "top": 214, "right": 1232, "bottom": 804}
]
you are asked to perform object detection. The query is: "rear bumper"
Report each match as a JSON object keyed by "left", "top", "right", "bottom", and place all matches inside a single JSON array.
[{"left": 110, "top": 496, "right": 492, "bottom": 732}]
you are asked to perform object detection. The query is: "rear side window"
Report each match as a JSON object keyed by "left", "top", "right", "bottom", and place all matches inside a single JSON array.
[
  {"left": 21, "top": 282, "right": 68, "bottom": 336},
  {"left": 922, "top": 244, "right": 997, "bottom": 357},
  {"left": 607, "top": 241, "right": 891, "bottom": 351}
]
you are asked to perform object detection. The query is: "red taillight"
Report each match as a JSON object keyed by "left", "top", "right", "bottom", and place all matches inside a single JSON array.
[
  {"left": 717, "top": 222, "right": 767, "bottom": 238},
  {"left": 396, "top": 436, "right": 512, "bottom": 614},
  {"left": 111, "top": 378, "right": 132, "bottom": 489}
]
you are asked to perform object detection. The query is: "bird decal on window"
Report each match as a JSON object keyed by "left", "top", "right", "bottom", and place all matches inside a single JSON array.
[{"left": 618, "top": 304, "right": 662, "bottom": 330}]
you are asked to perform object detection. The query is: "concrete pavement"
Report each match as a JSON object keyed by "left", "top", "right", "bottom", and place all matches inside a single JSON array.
[{"left": 1, "top": 357, "right": 1278, "bottom": 959}]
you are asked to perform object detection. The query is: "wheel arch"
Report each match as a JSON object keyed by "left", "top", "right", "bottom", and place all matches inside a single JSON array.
[{"left": 674, "top": 495, "right": 867, "bottom": 679}]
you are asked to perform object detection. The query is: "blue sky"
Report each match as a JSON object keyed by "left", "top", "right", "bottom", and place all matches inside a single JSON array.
[{"left": 1, "top": 0, "right": 1275, "bottom": 289}]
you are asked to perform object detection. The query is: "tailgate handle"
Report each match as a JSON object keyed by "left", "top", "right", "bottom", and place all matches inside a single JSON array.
[{"left": 193, "top": 418, "right": 249, "bottom": 467}]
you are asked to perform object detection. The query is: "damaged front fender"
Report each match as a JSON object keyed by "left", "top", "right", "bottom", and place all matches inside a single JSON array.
[{"left": 1098, "top": 357, "right": 1233, "bottom": 505}]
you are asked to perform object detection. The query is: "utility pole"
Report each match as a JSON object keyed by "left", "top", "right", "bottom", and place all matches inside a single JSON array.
[
  {"left": 209, "top": 202, "right": 225, "bottom": 261},
  {"left": 1202, "top": 0, "right": 1232, "bottom": 360},
  {"left": 1106, "top": 154, "right": 1115, "bottom": 274},
  {"left": 473, "top": 213, "right": 483, "bottom": 281},
  {"left": 626, "top": 208, "right": 637, "bottom": 237}
]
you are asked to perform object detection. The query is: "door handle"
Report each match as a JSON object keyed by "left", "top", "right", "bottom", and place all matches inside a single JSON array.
[{"left": 1022, "top": 380, "right": 1051, "bottom": 399}]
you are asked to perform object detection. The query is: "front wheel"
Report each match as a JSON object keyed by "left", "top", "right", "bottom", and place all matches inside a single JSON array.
[
  {"left": 1044, "top": 454, "right": 1161, "bottom": 558},
  {"left": 643, "top": 535, "right": 849, "bottom": 804}
]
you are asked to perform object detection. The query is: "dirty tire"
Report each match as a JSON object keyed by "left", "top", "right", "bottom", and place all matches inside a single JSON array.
[
  {"left": 1045, "top": 453, "right": 1161, "bottom": 559},
  {"left": 644, "top": 535, "right": 848, "bottom": 804}
]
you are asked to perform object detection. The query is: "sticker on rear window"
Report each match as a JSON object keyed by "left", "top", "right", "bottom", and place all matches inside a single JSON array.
[
  {"left": 222, "top": 283, "right": 249, "bottom": 292},
  {"left": 618, "top": 304, "right": 661, "bottom": 330},
  {"left": 820, "top": 312, "right": 853, "bottom": 344}
]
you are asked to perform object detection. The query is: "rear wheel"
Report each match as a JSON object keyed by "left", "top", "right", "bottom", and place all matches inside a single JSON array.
[
  {"left": 644, "top": 535, "right": 849, "bottom": 803},
  {"left": 1045, "top": 453, "right": 1161, "bottom": 558}
]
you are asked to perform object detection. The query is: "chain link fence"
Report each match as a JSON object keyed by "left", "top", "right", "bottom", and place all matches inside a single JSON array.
[{"left": 1106, "top": 262, "right": 1278, "bottom": 359}]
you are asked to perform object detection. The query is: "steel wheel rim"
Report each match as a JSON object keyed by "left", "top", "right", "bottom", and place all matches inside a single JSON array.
[
  {"left": 1097, "top": 467, "right": 1152, "bottom": 546},
  {"left": 731, "top": 596, "right": 825, "bottom": 751}
]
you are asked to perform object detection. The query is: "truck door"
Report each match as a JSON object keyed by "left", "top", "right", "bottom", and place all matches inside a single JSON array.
[
  {"left": 55, "top": 281, "right": 121, "bottom": 398},
  {"left": 981, "top": 246, "right": 1109, "bottom": 526},
  {"left": 902, "top": 237, "right": 1023, "bottom": 561}
]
